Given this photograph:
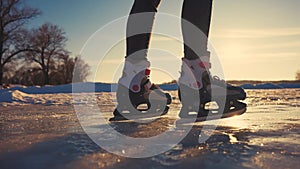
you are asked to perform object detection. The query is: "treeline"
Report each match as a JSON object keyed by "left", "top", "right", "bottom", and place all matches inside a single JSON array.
[
  {"left": 296, "top": 70, "right": 300, "bottom": 81},
  {"left": 4, "top": 56, "right": 89, "bottom": 86},
  {"left": 0, "top": 0, "right": 90, "bottom": 87}
]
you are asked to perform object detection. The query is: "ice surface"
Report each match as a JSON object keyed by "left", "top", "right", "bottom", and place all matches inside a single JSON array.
[{"left": 0, "top": 89, "right": 299, "bottom": 169}]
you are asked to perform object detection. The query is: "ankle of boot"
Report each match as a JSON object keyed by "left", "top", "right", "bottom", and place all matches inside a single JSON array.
[{"left": 118, "top": 59, "right": 151, "bottom": 92}]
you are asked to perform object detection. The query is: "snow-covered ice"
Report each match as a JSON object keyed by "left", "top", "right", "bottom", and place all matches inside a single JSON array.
[{"left": 1, "top": 82, "right": 300, "bottom": 105}]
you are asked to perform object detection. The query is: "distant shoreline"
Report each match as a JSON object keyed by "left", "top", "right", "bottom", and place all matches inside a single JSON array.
[
  {"left": 227, "top": 80, "right": 300, "bottom": 86},
  {"left": 1, "top": 81, "right": 300, "bottom": 96},
  {"left": 3, "top": 80, "right": 300, "bottom": 88},
  {"left": 161, "top": 80, "right": 300, "bottom": 85}
]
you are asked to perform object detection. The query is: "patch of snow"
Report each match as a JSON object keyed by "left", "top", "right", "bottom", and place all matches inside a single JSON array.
[{"left": 1, "top": 82, "right": 300, "bottom": 104}]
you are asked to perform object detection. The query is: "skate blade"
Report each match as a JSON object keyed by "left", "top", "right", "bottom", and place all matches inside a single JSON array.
[
  {"left": 109, "top": 106, "right": 169, "bottom": 122},
  {"left": 179, "top": 101, "right": 247, "bottom": 122}
]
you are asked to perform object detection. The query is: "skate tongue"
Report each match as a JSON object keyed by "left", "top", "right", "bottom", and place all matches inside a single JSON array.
[{"left": 118, "top": 60, "right": 150, "bottom": 93}]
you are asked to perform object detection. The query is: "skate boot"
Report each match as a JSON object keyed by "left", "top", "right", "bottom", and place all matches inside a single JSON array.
[
  {"left": 110, "top": 59, "right": 172, "bottom": 121},
  {"left": 178, "top": 57, "right": 246, "bottom": 119}
]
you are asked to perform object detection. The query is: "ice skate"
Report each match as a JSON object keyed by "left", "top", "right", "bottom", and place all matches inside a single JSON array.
[
  {"left": 178, "top": 57, "right": 246, "bottom": 121},
  {"left": 109, "top": 60, "right": 172, "bottom": 121}
]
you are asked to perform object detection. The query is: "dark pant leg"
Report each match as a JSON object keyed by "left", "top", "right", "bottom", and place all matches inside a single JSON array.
[
  {"left": 181, "top": 0, "right": 213, "bottom": 60},
  {"left": 125, "top": 0, "right": 161, "bottom": 61}
]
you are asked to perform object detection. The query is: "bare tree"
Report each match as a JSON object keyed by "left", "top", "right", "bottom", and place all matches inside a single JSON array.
[
  {"left": 51, "top": 55, "right": 90, "bottom": 84},
  {"left": 0, "top": 0, "right": 40, "bottom": 86},
  {"left": 2, "top": 60, "right": 16, "bottom": 84},
  {"left": 26, "top": 23, "right": 68, "bottom": 85},
  {"left": 57, "top": 53, "right": 74, "bottom": 84},
  {"left": 296, "top": 70, "right": 300, "bottom": 81},
  {"left": 72, "top": 56, "right": 90, "bottom": 83},
  {"left": 48, "top": 53, "right": 74, "bottom": 85},
  {"left": 7, "top": 55, "right": 90, "bottom": 85},
  {"left": 11, "top": 64, "right": 43, "bottom": 85}
]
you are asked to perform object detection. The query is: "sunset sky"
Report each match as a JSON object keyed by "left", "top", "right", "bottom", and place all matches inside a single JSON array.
[{"left": 26, "top": 0, "right": 300, "bottom": 83}]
